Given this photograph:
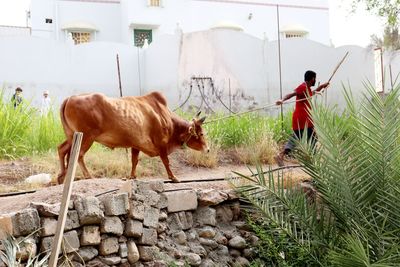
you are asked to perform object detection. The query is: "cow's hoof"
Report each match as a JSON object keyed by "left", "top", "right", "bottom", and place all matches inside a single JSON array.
[
  {"left": 57, "top": 174, "right": 65, "bottom": 185},
  {"left": 129, "top": 176, "right": 137, "bottom": 180},
  {"left": 170, "top": 177, "right": 180, "bottom": 183}
]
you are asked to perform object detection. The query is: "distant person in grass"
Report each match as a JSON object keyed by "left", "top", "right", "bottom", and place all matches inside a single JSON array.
[
  {"left": 274, "top": 70, "right": 330, "bottom": 166},
  {"left": 11, "top": 87, "right": 23, "bottom": 109},
  {"left": 40, "top": 90, "right": 52, "bottom": 116}
]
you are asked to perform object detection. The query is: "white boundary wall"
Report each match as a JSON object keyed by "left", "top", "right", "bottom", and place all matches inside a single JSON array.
[{"left": 1, "top": 30, "right": 398, "bottom": 112}]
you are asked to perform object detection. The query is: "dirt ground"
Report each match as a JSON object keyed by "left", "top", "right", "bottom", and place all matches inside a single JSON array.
[{"left": 0, "top": 155, "right": 309, "bottom": 214}]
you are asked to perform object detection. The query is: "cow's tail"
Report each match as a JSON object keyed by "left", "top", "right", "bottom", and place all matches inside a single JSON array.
[{"left": 60, "top": 97, "right": 72, "bottom": 137}]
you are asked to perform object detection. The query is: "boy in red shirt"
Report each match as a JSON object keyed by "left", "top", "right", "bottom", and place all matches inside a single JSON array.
[{"left": 274, "top": 70, "right": 329, "bottom": 166}]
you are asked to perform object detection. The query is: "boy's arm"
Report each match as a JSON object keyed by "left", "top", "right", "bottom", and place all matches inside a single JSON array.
[{"left": 276, "top": 91, "right": 296, "bottom": 105}]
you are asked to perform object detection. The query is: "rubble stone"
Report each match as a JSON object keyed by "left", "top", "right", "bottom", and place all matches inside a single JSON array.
[
  {"left": 99, "top": 237, "right": 119, "bottom": 255},
  {"left": 125, "top": 219, "right": 143, "bottom": 238},
  {"left": 100, "top": 216, "right": 124, "bottom": 235},
  {"left": 81, "top": 226, "right": 101, "bottom": 246},
  {"left": 101, "top": 193, "right": 129, "bottom": 216},
  {"left": 74, "top": 196, "right": 104, "bottom": 225}
]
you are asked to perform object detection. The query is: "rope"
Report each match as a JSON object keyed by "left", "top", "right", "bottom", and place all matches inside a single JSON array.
[{"left": 203, "top": 92, "right": 323, "bottom": 124}]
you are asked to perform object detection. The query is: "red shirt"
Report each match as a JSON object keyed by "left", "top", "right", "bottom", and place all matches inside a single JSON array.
[{"left": 292, "top": 82, "right": 313, "bottom": 130}]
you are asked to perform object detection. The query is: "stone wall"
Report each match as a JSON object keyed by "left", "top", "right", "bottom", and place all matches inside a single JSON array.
[{"left": 0, "top": 181, "right": 258, "bottom": 266}]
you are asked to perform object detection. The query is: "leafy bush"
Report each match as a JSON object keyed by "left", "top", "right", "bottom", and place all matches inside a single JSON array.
[{"left": 234, "top": 85, "right": 400, "bottom": 266}]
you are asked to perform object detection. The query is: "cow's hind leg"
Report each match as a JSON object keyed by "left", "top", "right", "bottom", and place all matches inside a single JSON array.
[
  {"left": 57, "top": 140, "right": 71, "bottom": 184},
  {"left": 130, "top": 148, "right": 140, "bottom": 179},
  {"left": 159, "top": 151, "right": 179, "bottom": 183},
  {"left": 78, "top": 137, "right": 95, "bottom": 179}
]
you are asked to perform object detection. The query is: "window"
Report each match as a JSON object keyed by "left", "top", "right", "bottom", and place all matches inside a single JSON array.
[
  {"left": 285, "top": 33, "right": 304, "bottom": 38},
  {"left": 148, "top": 0, "right": 161, "bottom": 7},
  {"left": 45, "top": 18, "right": 53, "bottom": 24},
  {"left": 71, "top": 32, "right": 91, "bottom": 45},
  {"left": 134, "top": 29, "right": 152, "bottom": 47}
]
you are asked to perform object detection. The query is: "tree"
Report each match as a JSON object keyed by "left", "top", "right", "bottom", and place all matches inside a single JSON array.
[
  {"left": 351, "top": 0, "right": 400, "bottom": 26},
  {"left": 369, "top": 25, "right": 400, "bottom": 50}
]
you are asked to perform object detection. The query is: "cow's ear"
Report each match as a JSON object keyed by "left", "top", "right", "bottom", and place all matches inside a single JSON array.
[
  {"left": 188, "top": 125, "right": 195, "bottom": 134},
  {"left": 198, "top": 116, "right": 206, "bottom": 124}
]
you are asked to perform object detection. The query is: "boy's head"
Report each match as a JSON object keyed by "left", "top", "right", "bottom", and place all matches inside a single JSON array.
[
  {"left": 15, "top": 87, "right": 23, "bottom": 95},
  {"left": 304, "top": 70, "right": 316, "bottom": 86}
]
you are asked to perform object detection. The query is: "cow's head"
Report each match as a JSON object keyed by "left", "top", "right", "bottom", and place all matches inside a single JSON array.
[{"left": 186, "top": 111, "right": 209, "bottom": 152}]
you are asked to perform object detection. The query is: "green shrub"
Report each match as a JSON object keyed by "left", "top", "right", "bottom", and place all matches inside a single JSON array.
[{"left": 234, "top": 85, "right": 400, "bottom": 266}]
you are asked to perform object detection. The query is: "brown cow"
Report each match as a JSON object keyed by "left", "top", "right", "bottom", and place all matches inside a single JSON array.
[{"left": 57, "top": 91, "right": 208, "bottom": 184}]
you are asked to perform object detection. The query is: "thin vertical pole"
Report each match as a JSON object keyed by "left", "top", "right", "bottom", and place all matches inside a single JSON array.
[
  {"left": 277, "top": 5, "right": 284, "bottom": 131},
  {"left": 389, "top": 64, "right": 394, "bottom": 90},
  {"left": 228, "top": 78, "right": 232, "bottom": 114},
  {"left": 116, "top": 54, "right": 123, "bottom": 97},
  {"left": 48, "top": 132, "right": 83, "bottom": 267},
  {"left": 137, "top": 47, "right": 142, "bottom": 96}
]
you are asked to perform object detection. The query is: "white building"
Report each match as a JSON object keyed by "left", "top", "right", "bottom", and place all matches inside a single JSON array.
[{"left": 29, "top": 0, "right": 331, "bottom": 46}]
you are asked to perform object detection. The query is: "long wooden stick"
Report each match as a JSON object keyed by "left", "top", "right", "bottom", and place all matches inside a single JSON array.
[
  {"left": 48, "top": 132, "right": 83, "bottom": 267},
  {"left": 327, "top": 51, "right": 349, "bottom": 83}
]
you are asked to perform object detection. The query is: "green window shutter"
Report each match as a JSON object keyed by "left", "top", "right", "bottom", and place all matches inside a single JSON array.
[{"left": 134, "top": 29, "right": 152, "bottom": 47}]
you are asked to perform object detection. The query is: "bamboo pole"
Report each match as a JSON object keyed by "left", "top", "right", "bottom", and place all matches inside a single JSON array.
[{"left": 48, "top": 132, "right": 83, "bottom": 267}]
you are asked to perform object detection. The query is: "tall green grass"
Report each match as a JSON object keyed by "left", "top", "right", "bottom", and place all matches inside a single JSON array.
[
  {"left": 0, "top": 91, "right": 64, "bottom": 159},
  {"left": 203, "top": 112, "right": 292, "bottom": 148}
]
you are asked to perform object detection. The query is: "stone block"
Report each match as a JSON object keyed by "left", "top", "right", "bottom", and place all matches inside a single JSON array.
[
  {"left": 74, "top": 196, "right": 104, "bottom": 225},
  {"left": 129, "top": 200, "right": 145, "bottom": 221},
  {"left": 195, "top": 207, "right": 216, "bottom": 226},
  {"left": 184, "top": 253, "right": 202, "bottom": 266},
  {"left": 138, "top": 246, "right": 160, "bottom": 262},
  {"left": 101, "top": 216, "right": 124, "bottom": 235},
  {"left": 198, "top": 226, "right": 216, "bottom": 239},
  {"left": 99, "top": 256, "right": 121, "bottom": 265},
  {"left": 29, "top": 202, "right": 59, "bottom": 217},
  {"left": 143, "top": 207, "right": 159, "bottom": 228},
  {"left": 99, "top": 237, "right": 119, "bottom": 255},
  {"left": 80, "top": 226, "right": 101, "bottom": 246},
  {"left": 157, "top": 193, "right": 168, "bottom": 209},
  {"left": 165, "top": 190, "right": 197, "bottom": 212},
  {"left": 101, "top": 193, "right": 129, "bottom": 216},
  {"left": 119, "top": 242, "right": 128, "bottom": 258},
  {"left": 138, "top": 228, "right": 157, "bottom": 245},
  {"left": 63, "top": 230, "right": 80, "bottom": 253},
  {"left": 140, "top": 190, "right": 160, "bottom": 207},
  {"left": 167, "top": 212, "right": 193, "bottom": 232},
  {"left": 12, "top": 209, "right": 40, "bottom": 237},
  {"left": 40, "top": 217, "right": 57, "bottom": 237},
  {"left": 137, "top": 180, "right": 164, "bottom": 193},
  {"left": 197, "top": 189, "right": 228, "bottom": 206},
  {"left": 74, "top": 247, "right": 98, "bottom": 262},
  {"left": 125, "top": 219, "right": 143, "bottom": 238},
  {"left": 216, "top": 206, "right": 234, "bottom": 223},
  {"left": 65, "top": 210, "right": 80, "bottom": 230},
  {"left": 127, "top": 241, "right": 140, "bottom": 264},
  {"left": 228, "top": 236, "right": 247, "bottom": 249}
]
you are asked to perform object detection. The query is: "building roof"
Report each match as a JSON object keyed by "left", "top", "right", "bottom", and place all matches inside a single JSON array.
[
  {"left": 61, "top": 21, "right": 98, "bottom": 31},
  {"left": 210, "top": 21, "right": 244, "bottom": 31},
  {"left": 280, "top": 23, "right": 309, "bottom": 34}
]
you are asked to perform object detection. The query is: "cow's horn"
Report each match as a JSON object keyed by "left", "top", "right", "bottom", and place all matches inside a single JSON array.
[
  {"left": 198, "top": 116, "right": 206, "bottom": 124},
  {"left": 195, "top": 111, "right": 202, "bottom": 118}
]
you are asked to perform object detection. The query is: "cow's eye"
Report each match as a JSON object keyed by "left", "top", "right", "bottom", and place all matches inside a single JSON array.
[{"left": 200, "top": 133, "right": 204, "bottom": 136}]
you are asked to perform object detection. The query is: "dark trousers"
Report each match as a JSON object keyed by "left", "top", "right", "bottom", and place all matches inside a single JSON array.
[{"left": 284, "top": 127, "right": 317, "bottom": 155}]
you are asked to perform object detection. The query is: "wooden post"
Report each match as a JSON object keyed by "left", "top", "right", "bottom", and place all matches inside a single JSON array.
[
  {"left": 48, "top": 132, "right": 83, "bottom": 267},
  {"left": 116, "top": 54, "right": 123, "bottom": 97}
]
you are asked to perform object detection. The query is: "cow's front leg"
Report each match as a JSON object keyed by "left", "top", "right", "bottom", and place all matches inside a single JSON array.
[
  {"left": 130, "top": 148, "right": 140, "bottom": 179},
  {"left": 159, "top": 152, "right": 179, "bottom": 183}
]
